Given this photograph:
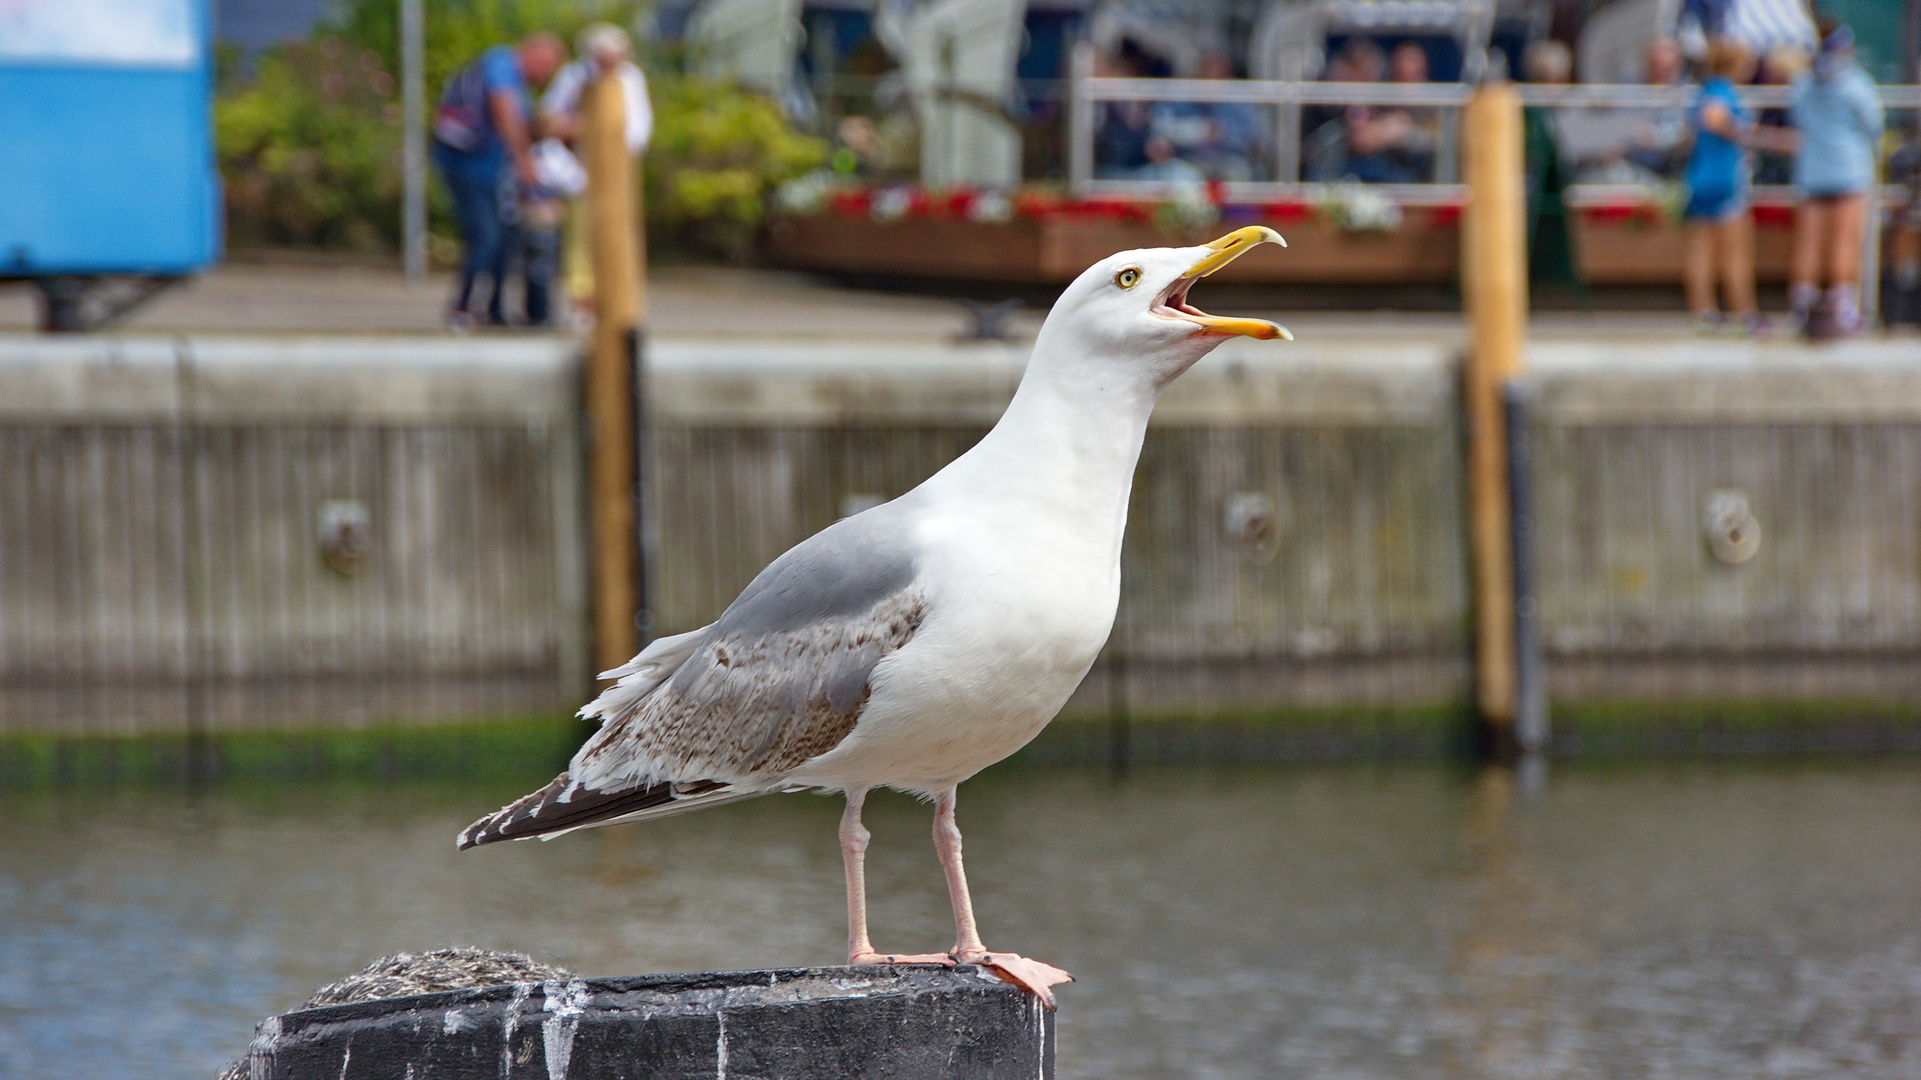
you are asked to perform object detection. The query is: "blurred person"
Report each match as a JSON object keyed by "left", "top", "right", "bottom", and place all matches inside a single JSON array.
[
  {"left": 514, "top": 117, "right": 573, "bottom": 328},
  {"left": 1523, "top": 40, "right": 1582, "bottom": 289},
  {"left": 433, "top": 32, "right": 568, "bottom": 329},
  {"left": 542, "top": 23, "right": 652, "bottom": 150},
  {"left": 1682, "top": 39, "right": 1764, "bottom": 335},
  {"left": 1787, "top": 21, "right": 1883, "bottom": 336},
  {"left": 1093, "top": 41, "right": 1156, "bottom": 178},
  {"left": 1386, "top": 41, "right": 1440, "bottom": 176},
  {"left": 541, "top": 22, "right": 653, "bottom": 329},
  {"left": 1887, "top": 136, "right": 1921, "bottom": 326},
  {"left": 1625, "top": 37, "right": 1688, "bottom": 179},
  {"left": 1150, "top": 49, "right": 1265, "bottom": 181},
  {"left": 1334, "top": 38, "right": 1433, "bottom": 184},
  {"left": 1750, "top": 45, "right": 1807, "bottom": 185},
  {"left": 1566, "top": 36, "right": 1688, "bottom": 186},
  {"left": 1136, "top": 132, "right": 1206, "bottom": 184}
]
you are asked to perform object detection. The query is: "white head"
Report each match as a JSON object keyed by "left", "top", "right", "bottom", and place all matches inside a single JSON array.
[
  {"left": 1035, "top": 226, "right": 1292, "bottom": 392},
  {"left": 578, "top": 22, "right": 632, "bottom": 70}
]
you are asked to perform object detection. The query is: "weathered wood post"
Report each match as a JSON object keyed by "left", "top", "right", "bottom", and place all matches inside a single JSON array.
[
  {"left": 1461, "top": 82, "right": 1531, "bottom": 757},
  {"left": 582, "top": 65, "right": 648, "bottom": 674},
  {"left": 240, "top": 967, "right": 1055, "bottom": 1080}
]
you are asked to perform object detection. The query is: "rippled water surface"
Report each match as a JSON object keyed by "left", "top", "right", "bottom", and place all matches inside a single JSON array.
[{"left": 5, "top": 758, "right": 1921, "bottom": 1079}]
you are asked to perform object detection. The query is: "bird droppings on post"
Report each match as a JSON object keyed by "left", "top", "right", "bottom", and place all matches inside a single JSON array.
[
  {"left": 229, "top": 964, "right": 1053, "bottom": 1080},
  {"left": 216, "top": 948, "right": 576, "bottom": 1080}
]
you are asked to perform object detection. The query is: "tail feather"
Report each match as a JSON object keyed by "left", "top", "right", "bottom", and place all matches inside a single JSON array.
[{"left": 457, "top": 773, "right": 763, "bottom": 849}]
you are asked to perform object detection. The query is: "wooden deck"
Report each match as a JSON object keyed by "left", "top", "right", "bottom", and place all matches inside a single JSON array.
[{"left": 766, "top": 209, "right": 1811, "bottom": 287}]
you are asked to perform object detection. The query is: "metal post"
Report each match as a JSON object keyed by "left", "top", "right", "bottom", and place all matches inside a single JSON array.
[
  {"left": 583, "top": 66, "right": 647, "bottom": 674},
  {"left": 1503, "top": 381, "right": 1545, "bottom": 755},
  {"left": 1275, "top": 81, "right": 1300, "bottom": 184},
  {"left": 1067, "top": 40, "right": 1093, "bottom": 198},
  {"left": 400, "top": 0, "right": 426, "bottom": 282},
  {"left": 1861, "top": 181, "right": 1883, "bottom": 326},
  {"left": 1461, "top": 83, "right": 1527, "bottom": 757}
]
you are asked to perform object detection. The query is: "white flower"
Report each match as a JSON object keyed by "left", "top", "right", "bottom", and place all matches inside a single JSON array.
[
  {"left": 967, "top": 190, "right": 1014, "bottom": 224},
  {"left": 1319, "top": 184, "right": 1404, "bottom": 232},
  {"left": 773, "top": 170, "right": 833, "bottom": 215},
  {"left": 870, "top": 186, "right": 914, "bottom": 223}
]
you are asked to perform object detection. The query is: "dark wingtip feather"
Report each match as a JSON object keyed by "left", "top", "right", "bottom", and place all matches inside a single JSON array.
[{"left": 457, "top": 772, "right": 700, "bottom": 850}]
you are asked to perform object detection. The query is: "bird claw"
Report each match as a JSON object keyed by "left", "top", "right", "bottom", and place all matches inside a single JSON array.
[
  {"left": 958, "top": 951, "right": 1075, "bottom": 1008},
  {"left": 848, "top": 951, "right": 958, "bottom": 967}
]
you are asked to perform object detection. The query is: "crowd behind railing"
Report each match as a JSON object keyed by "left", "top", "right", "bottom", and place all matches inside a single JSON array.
[
  {"left": 1068, "top": 16, "right": 1918, "bottom": 338},
  {"left": 1073, "top": 37, "right": 1918, "bottom": 198}
]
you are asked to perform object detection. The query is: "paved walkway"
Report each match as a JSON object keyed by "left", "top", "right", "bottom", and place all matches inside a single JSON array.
[{"left": 0, "top": 258, "right": 1866, "bottom": 343}]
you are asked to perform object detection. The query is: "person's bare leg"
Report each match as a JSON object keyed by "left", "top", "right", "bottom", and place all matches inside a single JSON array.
[
  {"left": 1793, "top": 200, "right": 1828, "bottom": 288},
  {"left": 1791, "top": 200, "right": 1829, "bottom": 324},
  {"left": 1828, "top": 194, "right": 1867, "bottom": 330},
  {"left": 1721, "top": 215, "right": 1757, "bottom": 317},
  {"left": 1684, "top": 221, "right": 1718, "bottom": 318},
  {"left": 1829, "top": 194, "right": 1866, "bottom": 287},
  {"left": 842, "top": 788, "right": 952, "bottom": 967},
  {"left": 930, "top": 787, "right": 1073, "bottom": 1004}
]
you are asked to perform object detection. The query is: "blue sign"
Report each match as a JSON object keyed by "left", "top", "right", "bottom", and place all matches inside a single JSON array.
[{"left": 0, "top": 0, "right": 221, "bottom": 277}]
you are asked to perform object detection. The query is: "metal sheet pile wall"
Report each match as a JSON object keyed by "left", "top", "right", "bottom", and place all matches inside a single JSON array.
[
  {"left": 1527, "top": 342, "right": 1921, "bottom": 707},
  {"left": 0, "top": 337, "right": 586, "bottom": 735},
  {"left": 7, "top": 334, "right": 1921, "bottom": 739}
]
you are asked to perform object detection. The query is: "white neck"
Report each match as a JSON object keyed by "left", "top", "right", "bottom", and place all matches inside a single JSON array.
[{"left": 928, "top": 330, "right": 1163, "bottom": 547}]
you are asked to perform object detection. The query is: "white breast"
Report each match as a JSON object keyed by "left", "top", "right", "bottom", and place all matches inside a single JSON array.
[{"left": 783, "top": 504, "right": 1120, "bottom": 795}]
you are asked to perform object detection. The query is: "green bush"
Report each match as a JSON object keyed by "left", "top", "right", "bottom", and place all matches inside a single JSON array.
[
  {"left": 215, "top": 0, "right": 824, "bottom": 261},
  {"left": 644, "top": 74, "right": 828, "bottom": 260},
  {"left": 217, "top": 38, "right": 409, "bottom": 251}
]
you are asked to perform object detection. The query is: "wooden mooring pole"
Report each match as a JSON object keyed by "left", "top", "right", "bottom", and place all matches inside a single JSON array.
[
  {"left": 582, "top": 67, "right": 648, "bottom": 676},
  {"left": 1461, "top": 83, "right": 1534, "bottom": 757}
]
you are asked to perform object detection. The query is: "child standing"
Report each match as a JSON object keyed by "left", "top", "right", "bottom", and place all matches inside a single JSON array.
[
  {"left": 1683, "top": 39, "right": 1764, "bottom": 336},
  {"left": 1788, "top": 22, "right": 1884, "bottom": 337}
]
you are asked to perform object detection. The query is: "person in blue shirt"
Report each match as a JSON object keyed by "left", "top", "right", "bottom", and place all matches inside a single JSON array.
[
  {"left": 1683, "top": 38, "right": 1764, "bottom": 335},
  {"left": 1787, "top": 21, "right": 1883, "bottom": 336},
  {"left": 432, "top": 33, "right": 567, "bottom": 328}
]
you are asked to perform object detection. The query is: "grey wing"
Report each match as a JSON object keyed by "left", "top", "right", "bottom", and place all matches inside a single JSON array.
[{"left": 568, "top": 504, "right": 929, "bottom": 792}]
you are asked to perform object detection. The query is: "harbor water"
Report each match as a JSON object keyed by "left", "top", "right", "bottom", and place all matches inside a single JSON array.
[{"left": 4, "top": 757, "right": 1919, "bottom": 1079}]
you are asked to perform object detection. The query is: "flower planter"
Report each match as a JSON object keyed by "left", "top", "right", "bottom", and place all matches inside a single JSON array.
[{"left": 765, "top": 211, "right": 1461, "bottom": 285}]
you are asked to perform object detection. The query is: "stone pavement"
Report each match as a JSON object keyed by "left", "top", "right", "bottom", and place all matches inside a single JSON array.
[{"left": 0, "top": 257, "right": 1765, "bottom": 344}]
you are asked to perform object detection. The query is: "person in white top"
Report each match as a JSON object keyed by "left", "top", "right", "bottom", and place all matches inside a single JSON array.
[{"left": 540, "top": 22, "right": 653, "bottom": 325}]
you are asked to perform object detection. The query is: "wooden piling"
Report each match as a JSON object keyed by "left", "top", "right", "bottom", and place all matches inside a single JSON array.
[
  {"left": 1461, "top": 84, "right": 1528, "bottom": 752},
  {"left": 582, "top": 69, "right": 646, "bottom": 675}
]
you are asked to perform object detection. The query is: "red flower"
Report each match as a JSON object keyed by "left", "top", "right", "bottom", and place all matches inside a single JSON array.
[
  {"left": 1263, "top": 200, "right": 1315, "bottom": 224},
  {"left": 1582, "top": 203, "right": 1639, "bottom": 224},
  {"left": 828, "top": 189, "right": 872, "bottom": 218}
]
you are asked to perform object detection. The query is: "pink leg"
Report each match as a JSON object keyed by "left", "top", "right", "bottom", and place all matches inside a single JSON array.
[
  {"left": 841, "top": 788, "right": 952, "bottom": 967},
  {"left": 931, "top": 787, "right": 1074, "bottom": 1006}
]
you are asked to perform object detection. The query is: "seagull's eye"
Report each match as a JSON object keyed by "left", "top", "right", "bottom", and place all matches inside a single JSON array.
[{"left": 1115, "top": 267, "right": 1141, "bottom": 289}]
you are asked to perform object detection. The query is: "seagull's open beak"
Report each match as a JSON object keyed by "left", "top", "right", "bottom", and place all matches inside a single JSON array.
[{"left": 1153, "top": 226, "right": 1293, "bottom": 341}]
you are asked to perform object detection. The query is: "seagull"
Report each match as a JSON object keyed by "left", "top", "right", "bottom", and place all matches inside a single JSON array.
[{"left": 459, "top": 226, "right": 1290, "bottom": 1005}]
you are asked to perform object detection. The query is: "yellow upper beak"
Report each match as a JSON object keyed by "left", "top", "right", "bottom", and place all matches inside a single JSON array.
[
  {"left": 1168, "top": 226, "right": 1292, "bottom": 341},
  {"left": 1183, "top": 225, "right": 1288, "bottom": 278}
]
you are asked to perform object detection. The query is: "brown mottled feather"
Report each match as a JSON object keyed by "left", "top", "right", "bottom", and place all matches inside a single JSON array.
[{"left": 459, "top": 588, "right": 926, "bottom": 846}]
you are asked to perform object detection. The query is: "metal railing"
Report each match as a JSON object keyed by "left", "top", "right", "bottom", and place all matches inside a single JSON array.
[{"left": 1067, "top": 60, "right": 1921, "bottom": 205}]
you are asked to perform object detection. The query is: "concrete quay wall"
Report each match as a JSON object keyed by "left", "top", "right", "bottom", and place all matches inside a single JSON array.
[{"left": 4, "top": 333, "right": 1919, "bottom": 735}]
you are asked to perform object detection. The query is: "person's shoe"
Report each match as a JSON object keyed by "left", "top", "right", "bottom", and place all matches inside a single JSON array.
[
  {"left": 1692, "top": 311, "right": 1726, "bottom": 335},
  {"left": 445, "top": 309, "right": 474, "bottom": 334},
  {"left": 1739, "top": 312, "right": 1774, "bottom": 339}
]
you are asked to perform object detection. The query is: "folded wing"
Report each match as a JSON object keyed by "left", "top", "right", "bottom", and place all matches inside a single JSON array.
[{"left": 459, "top": 507, "right": 928, "bottom": 848}]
